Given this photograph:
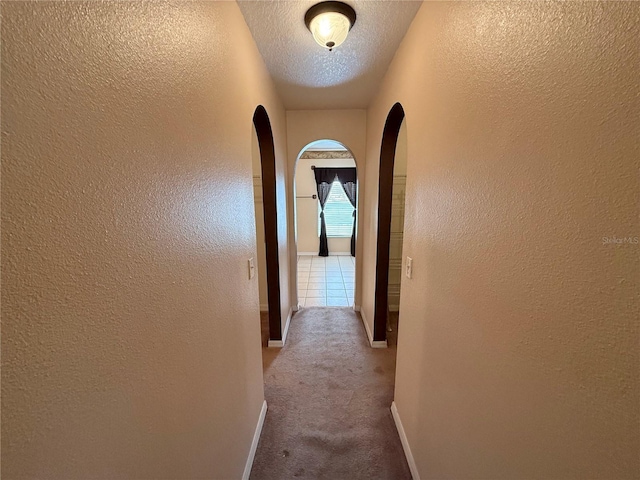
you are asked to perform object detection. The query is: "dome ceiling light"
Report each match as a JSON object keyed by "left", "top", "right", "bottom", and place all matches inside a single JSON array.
[{"left": 304, "top": 1, "right": 357, "bottom": 52}]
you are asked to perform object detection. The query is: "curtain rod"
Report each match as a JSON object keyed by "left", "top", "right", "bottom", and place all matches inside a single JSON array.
[{"left": 296, "top": 194, "right": 317, "bottom": 199}]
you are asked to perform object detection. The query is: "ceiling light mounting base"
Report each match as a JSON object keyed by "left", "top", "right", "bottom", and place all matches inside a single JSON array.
[{"left": 305, "top": 1, "right": 357, "bottom": 51}]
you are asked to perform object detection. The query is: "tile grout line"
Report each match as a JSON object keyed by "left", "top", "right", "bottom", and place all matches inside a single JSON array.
[{"left": 296, "top": 256, "right": 355, "bottom": 307}]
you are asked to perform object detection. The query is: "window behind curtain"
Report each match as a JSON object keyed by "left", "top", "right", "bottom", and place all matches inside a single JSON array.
[{"left": 319, "top": 180, "right": 355, "bottom": 237}]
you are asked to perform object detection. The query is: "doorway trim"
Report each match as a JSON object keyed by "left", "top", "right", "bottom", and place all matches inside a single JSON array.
[
  {"left": 253, "top": 106, "right": 282, "bottom": 343},
  {"left": 373, "top": 103, "right": 405, "bottom": 342},
  {"left": 292, "top": 140, "right": 358, "bottom": 309}
]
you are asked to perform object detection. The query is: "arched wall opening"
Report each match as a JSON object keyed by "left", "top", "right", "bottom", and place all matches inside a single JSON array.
[
  {"left": 283, "top": 110, "right": 367, "bottom": 318},
  {"left": 252, "top": 106, "right": 282, "bottom": 342},
  {"left": 373, "top": 103, "right": 406, "bottom": 342},
  {"left": 293, "top": 139, "right": 358, "bottom": 308}
]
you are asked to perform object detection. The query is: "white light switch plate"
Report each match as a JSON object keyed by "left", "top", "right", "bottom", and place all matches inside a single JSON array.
[
  {"left": 406, "top": 256, "right": 413, "bottom": 279},
  {"left": 248, "top": 258, "right": 255, "bottom": 279}
]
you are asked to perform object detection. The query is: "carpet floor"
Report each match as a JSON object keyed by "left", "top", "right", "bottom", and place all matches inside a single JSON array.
[{"left": 250, "top": 307, "right": 411, "bottom": 480}]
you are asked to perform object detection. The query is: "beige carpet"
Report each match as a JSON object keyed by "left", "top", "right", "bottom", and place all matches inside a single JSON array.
[{"left": 250, "top": 307, "right": 411, "bottom": 480}]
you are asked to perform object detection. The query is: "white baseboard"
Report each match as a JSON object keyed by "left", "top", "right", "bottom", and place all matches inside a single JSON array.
[
  {"left": 259, "top": 303, "right": 268, "bottom": 312},
  {"left": 353, "top": 304, "right": 361, "bottom": 312},
  {"left": 242, "top": 400, "right": 268, "bottom": 480},
  {"left": 282, "top": 307, "right": 292, "bottom": 344},
  {"left": 359, "top": 308, "right": 387, "bottom": 348},
  {"left": 267, "top": 307, "right": 293, "bottom": 348},
  {"left": 391, "top": 401, "right": 420, "bottom": 480}
]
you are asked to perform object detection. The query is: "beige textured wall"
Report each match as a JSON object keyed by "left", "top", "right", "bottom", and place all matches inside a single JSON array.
[
  {"left": 363, "top": 2, "right": 639, "bottom": 478},
  {"left": 295, "top": 157, "right": 356, "bottom": 255},
  {"left": 1, "top": 2, "right": 290, "bottom": 478},
  {"left": 286, "top": 110, "right": 367, "bottom": 309}
]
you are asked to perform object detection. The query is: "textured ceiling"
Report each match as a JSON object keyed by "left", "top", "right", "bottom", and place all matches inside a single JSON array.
[{"left": 237, "top": 1, "right": 422, "bottom": 110}]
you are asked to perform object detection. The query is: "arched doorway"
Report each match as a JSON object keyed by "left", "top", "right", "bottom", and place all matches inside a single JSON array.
[
  {"left": 293, "top": 140, "right": 357, "bottom": 308},
  {"left": 253, "top": 106, "right": 282, "bottom": 343},
  {"left": 373, "top": 103, "right": 406, "bottom": 342}
]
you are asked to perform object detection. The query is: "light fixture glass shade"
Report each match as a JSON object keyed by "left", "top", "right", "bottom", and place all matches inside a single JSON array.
[{"left": 309, "top": 11, "right": 351, "bottom": 50}]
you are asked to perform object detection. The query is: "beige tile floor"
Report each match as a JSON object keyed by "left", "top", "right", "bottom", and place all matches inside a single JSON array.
[{"left": 297, "top": 255, "right": 355, "bottom": 307}]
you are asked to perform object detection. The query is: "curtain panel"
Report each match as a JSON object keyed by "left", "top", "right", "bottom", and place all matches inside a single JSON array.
[
  {"left": 340, "top": 181, "right": 357, "bottom": 256},
  {"left": 312, "top": 167, "right": 357, "bottom": 257}
]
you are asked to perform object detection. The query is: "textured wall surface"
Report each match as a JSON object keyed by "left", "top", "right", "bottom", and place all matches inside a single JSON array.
[
  {"left": 286, "top": 110, "right": 367, "bottom": 309},
  {"left": 363, "top": 2, "right": 640, "bottom": 478},
  {"left": 1, "top": 2, "right": 289, "bottom": 478}
]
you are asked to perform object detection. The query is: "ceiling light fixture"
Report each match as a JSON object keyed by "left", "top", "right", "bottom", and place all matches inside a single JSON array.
[{"left": 304, "top": 1, "right": 356, "bottom": 52}]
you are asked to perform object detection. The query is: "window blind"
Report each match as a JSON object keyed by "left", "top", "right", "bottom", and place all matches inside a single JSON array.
[{"left": 319, "top": 180, "right": 355, "bottom": 238}]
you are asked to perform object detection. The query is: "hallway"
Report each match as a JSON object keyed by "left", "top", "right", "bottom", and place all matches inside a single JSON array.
[
  {"left": 251, "top": 308, "right": 410, "bottom": 479},
  {"left": 2, "top": 2, "right": 637, "bottom": 478}
]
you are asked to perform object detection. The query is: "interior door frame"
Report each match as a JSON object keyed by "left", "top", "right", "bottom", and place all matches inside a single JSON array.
[
  {"left": 373, "top": 103, "right": 405, "bottom": 342},
  {"left": 253, "top": 106, "right": 282, "bottom": 342}
]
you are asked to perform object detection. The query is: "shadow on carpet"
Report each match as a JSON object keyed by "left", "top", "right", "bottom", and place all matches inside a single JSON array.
[{"left": 250, "top": 307, "right": 411, "bottom": 480}]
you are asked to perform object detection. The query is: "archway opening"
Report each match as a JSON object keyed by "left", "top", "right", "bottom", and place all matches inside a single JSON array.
[
  {"left": 252, "top": 106, "right": 282, "bottom": 344},
  {"left": 373, "top": 103, "right": 406, "bottom": 343},
  {"left": 294, "top": 139, "right": 357, "bottom": 308}
]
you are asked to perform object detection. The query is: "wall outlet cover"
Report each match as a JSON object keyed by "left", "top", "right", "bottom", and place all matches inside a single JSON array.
[{"left": 248, "top": 258, "right": 255, "bottom": 279}]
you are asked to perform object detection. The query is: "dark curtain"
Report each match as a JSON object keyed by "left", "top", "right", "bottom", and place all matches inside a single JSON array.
[
  {"left": 313, "top": 168, "right": 337, "bottom": 256},
  {"left": 339, "top": 181, "right": 357, "bottom": 256},
  {"left": 314, "top": 167, "right": 358, "bottom": 257}
]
